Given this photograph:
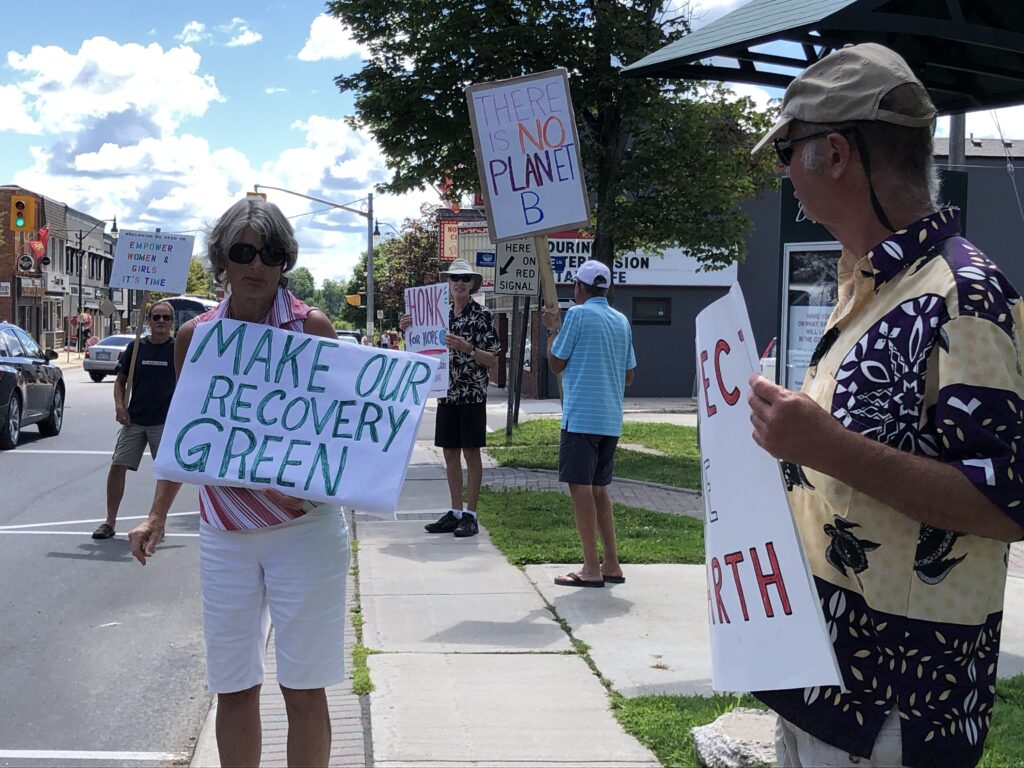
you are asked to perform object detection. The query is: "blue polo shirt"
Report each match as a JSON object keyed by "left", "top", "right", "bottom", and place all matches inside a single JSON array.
[{"left": 551, "top": 297, "right": 636, "bottom": 437}]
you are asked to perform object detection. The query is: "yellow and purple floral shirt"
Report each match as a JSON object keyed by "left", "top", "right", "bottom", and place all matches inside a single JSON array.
[{"left": 755, "top": 208, "right": 1024, "bottom": 767}]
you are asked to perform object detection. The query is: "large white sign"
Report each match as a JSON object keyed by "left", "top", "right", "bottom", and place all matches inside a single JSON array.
[
  {"left": 467, "top": 68, "right": 590, "bottom": 243},
  {"left": 404, "top": 283, "right": 450, "bottom": 398},
  {"left": 696, "top": 284, "right": 841, "bottom": 692},
  {"left": 153, "top": 319, "right": 439, "bottom": 514},
  {"left": 110, "top": 230, "right": 195, "bottom": 293},
  {"left": 494, "top": 239, "right": 539, "bottom": 296}
]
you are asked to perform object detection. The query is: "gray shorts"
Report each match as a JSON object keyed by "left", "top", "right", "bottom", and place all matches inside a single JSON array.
[
  {"left": 558, "top": 429, "right": 618, "bottom": 486},
  {"left": 111, "top": 423, "right": 165, "bottom": 471}
]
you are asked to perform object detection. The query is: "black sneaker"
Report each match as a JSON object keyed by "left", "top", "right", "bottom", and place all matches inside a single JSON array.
[
  {"left": 453, "top": 514, "right": 479, "bottom": 538},
  {"left": 425, "top": 510, "right": 459, "bottom": 534}
]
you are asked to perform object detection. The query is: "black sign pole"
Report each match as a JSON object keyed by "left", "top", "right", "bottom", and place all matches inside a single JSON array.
[
  {"left": 505, "top": 295, "right": 520, "bottom": 437},
  {"left": 513, "top": 296, "right": 530, "bottom": 426}
]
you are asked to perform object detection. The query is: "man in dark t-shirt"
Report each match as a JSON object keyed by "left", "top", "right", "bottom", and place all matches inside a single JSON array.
[{"left": 92, "top": 302, "right": 176, "bottom": 539}]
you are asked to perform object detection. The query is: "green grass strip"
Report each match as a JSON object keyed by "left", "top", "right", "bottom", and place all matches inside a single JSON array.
[
  {"left": 478, "top": 488, "right": 704, "bottom": 566},
  {"left": 487, "top": 420, "right": 700, "bottom": 489}
]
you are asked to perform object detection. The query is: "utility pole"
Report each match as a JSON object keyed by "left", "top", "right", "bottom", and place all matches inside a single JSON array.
[{"left": 253, "top": 185, "right": 377, "bottom": 339}]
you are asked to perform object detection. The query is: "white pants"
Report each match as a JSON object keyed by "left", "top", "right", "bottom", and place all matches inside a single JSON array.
[
  {"left": 776, "top": 708, "right": 904, "bottom": 767},
  {"left": 199, "top": 505, "right": 350, "bottom": 694}
]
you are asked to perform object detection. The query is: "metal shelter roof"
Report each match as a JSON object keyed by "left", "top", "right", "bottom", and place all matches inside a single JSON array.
[{"left": 623, "top": 0, "right": 1024, "bottom": 113}]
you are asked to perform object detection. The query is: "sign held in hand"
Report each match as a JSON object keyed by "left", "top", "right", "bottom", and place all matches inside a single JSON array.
[
  {"left": 403, "top": 283, "right": 450, "bottom": 398},
  {"left": 696, "top": 284, "right": 841, "bottom": 692},
  {"left": 110, "top": 230, "right": 195, "bottom": 293},
  {"left": 153, "top": 319, "right": 439, "bottom": 514}
]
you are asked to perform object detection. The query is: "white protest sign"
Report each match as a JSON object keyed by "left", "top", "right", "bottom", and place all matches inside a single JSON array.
[
  {"left": 110, "top": 230, "right": 195, "bottom": 293},
  {"left": 696, "top": 284, "right": 841, "bottom": 692},
  {"left": 404, "top": 283, "right": 449, "bottom": 398},
  {"left": 153, "top": 319, "right": 439, "bottom": 514},
  {"left": 466, "top": 68, "right": 590, "bottom": 243}
]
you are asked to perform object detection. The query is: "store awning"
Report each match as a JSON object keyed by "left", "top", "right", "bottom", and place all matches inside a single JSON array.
[{"left": 623, "top": 0, "right": 1024, "bottom": 114}]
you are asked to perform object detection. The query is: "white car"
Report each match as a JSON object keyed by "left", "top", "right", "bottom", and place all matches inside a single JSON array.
[{"left": 83, "top": 334, "right": 134, "bottom": 382}]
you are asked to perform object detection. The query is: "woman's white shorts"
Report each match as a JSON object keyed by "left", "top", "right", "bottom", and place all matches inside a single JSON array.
[{"left": 199, "top": 504, "right": 350, "bottom": 694}]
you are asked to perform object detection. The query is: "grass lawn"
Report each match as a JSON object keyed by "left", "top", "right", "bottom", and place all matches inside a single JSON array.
[
  {"left": 486, "top": 419, "right": 701, "bottom": 489},
  {"left": 477, "top": 487, "right": 704, "bottom": 566},
  {"left": 979, "top": 676, "right": 1024, "bottom": 767}
]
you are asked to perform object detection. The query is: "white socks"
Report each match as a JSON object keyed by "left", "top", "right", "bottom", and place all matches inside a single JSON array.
[
  {"left": 452, "top": 508, "right": 478, "bottom": 519},
  {"left": 464, "top": 509, "right": 477, "bottom": 518},
  {"left": 452, "top": 508, "right": 463, "bottom": 519}
]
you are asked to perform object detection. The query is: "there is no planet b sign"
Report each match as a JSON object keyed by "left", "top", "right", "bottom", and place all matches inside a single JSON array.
[{"left": 466, "top": 68, "right": 591, "bottom": 243}]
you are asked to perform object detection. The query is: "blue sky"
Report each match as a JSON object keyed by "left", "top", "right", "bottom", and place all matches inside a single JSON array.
[{"left": 2, "top": 0, "right": 1020, "bottom": 285}]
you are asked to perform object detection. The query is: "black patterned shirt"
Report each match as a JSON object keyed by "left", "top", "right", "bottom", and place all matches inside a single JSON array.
[
  {"left": 443, "top": 299, "right": 499, "bottom": 405},
  {"left": 755, "top": 209, "right": 1024, "bottom": 767}
]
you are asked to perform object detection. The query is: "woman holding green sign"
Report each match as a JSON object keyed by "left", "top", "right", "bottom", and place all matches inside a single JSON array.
[{"left": 128, "top": 198, "right": 347, "bottom": 768}]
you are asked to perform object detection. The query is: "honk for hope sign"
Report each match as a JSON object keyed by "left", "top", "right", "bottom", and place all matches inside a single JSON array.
[
  {"left": 696, "top": 284, "right": 841, "bottom": 692},
  {"left": 153, "top": 319, "right": 439, "bottom": 514},
  {"left": 404, "top": 283, "right": 449, "bottom": 398},
  {"left": 467, "top": 68, "right": 590, "bottom": 243}
]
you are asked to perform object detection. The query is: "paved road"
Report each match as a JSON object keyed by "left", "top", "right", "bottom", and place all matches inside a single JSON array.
[{"left": 0, "top": 368, "right": 207, "bottom": 767}]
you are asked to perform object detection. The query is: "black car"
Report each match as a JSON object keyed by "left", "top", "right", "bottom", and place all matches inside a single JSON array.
[{"left": 0, "top": 322, "right": 65, "bottom": 449}]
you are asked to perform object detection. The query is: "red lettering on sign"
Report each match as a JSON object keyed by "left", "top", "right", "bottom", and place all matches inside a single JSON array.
[
  {"left": 723, "top": 551, "right": 750, "bottom": 621},
  {"left": 699, "top": 350, "right": 716, "bottom": 417},
  {"left": 710, "top": 557, "right": 730, "bottom": 624},
  {"left": 749, "top": 542, "right": 792, "bottom": 618},
  {"left": 714, "top": 339, "right": 740, "bottom": 406}
]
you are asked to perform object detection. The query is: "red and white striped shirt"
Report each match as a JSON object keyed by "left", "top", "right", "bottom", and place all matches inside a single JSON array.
[{"left": 194, "top": 287, "right": 314, "bottom": 531}]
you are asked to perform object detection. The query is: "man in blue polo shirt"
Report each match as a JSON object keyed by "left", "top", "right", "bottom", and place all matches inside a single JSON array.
[{"left": 542, "top": 259, "right": 637, "bottom": 588}]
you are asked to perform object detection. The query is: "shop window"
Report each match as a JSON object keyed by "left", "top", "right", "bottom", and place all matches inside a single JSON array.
[{"left": 632, "top": 297, "right": 671, "bottom": 325}]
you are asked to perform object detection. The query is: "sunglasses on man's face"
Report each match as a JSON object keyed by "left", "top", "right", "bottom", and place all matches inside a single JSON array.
[
  {"left": 151, "top": 314, "right": 172, "bottom": 322},
  {"left": 773, "top": 127, "right": 855, "bottom": 167},
  {"left": 228, "top": 242, "right": 288, "bottom": 268},
  {"left": 448, "top": 274, "right": 474, "bottom": 283}
]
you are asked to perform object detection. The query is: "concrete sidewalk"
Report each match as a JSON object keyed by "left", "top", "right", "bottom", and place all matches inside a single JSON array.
[{"left": 189, "top": 408, "right": 1024, "bottom": 767}]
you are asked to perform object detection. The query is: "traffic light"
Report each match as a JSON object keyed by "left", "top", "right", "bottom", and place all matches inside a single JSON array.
[
  {"left": 345, "top": 293, "right": 365, "bottom": 307},
  {"left": 9, "top": 194, "right": 35, "bottom": 232}
]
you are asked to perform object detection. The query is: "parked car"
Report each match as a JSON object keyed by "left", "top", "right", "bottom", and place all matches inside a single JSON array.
[
  {"left": 83, "top": 334, "right": 135, "bottom": 382},
  {"left": 0, "top": 322, "right": 65, "bottom": 449},
  {"left": 336, "top": 330, "right": 361, "bottom": 344}
]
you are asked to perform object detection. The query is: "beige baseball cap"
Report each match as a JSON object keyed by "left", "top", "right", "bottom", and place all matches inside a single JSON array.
[{"left": 752, "top": 43, "right": 936, "bottom": 155}]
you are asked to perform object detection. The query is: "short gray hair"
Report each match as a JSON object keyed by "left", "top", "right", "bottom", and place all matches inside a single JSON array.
[{"left": 206, "top": 198, "right": 299, "bottom": 287}]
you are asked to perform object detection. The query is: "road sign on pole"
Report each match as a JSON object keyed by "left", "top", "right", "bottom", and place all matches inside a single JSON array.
[{"left": 494, "top": 239, "right": 539, "bottom": 296}]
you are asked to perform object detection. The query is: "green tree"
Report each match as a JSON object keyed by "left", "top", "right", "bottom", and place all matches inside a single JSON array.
[
  {"left": 329, "top": 0, "right": 777, "bottom": 271},
  {"left": 341, "top": 206, "right": 442, "bottom": 331},
  {"left": 185, "top": 258, "right": 213, "bottom": 296},
  {"left": 287, "top": 266, "right": 317, "bottom": 301}
]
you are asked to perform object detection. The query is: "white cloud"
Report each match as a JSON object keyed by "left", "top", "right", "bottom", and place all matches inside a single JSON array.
[
  {"left": 265, "top": 86, "right": 287, "bottom": 94},
  {"left": 298, "top": 14, "right": 371, "bottom": 62},
  {"left": 721, "top": 81, "right": 777, "bottom": 113},
  {"left": 176, "top": 21, "right": 209, "bottom": 45},
  {"left": 7, "top": 37, "right": 223, "bottom": 135},
  {"left": 0, "top": 84, "right": 37, "bottom": 133},
  {"left": 222, "top": 18, "right": 262, "bottom": 47},
  {"left": 935, "top": 107, "right": 1024, "bottom": 141}
]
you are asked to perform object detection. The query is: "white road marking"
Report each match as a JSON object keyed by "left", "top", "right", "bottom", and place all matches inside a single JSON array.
[
  {"left": 0, "top": 530, "right": 199, "bottom": 537},
  {"left": 1, "top": 450, "right": 144, "bottom": 456},
  {"left": 0, "top": 749, "right": 186, "bottom": 761},
  {"left": 0, "top": 511, "right": 199, "bottom": 531}
]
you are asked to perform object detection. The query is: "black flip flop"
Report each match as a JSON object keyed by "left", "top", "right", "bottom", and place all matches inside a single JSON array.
[
  {"left": 603, "top": 574, "right": 626, "bottom": 584},
  {"left": 554, "top": 572, "right": 604, "bottom": 588},
  {"left": 92, "top": 523, "right": 115, "bottom": 540}
]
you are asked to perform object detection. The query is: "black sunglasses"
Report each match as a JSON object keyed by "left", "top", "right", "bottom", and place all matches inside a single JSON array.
[
  {"left": 151, "top": 313, "right": 172, "bottom": 321},
  {"left": 448, "top": 274, "right": 474, "bottom": 283},
  {"left": 773, "top": 128, "right": 854, "bottom": 167},
  {"left": 228, "top": 242, "right": 288, "bottom": 268}
]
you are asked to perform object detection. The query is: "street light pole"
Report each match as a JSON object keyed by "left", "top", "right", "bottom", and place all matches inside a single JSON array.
[
  {"left": 75, "top": 217, "right": 117, "bottom": 348},
  {"left": 253, "top": 184, "right": 377, "bottom": 339}
]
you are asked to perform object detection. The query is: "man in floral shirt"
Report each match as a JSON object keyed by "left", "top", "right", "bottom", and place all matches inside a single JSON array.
[
  {"left": 748, "top": 44, "right": 1024, "bottom": 767},
  {"left": 400, "top": 259, "right": 499, "bottom": 538}
]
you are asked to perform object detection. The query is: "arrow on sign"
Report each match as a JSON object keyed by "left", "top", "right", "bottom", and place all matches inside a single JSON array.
[{"left": 500, "top": 256, "right": 515, "bottom": 276}]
